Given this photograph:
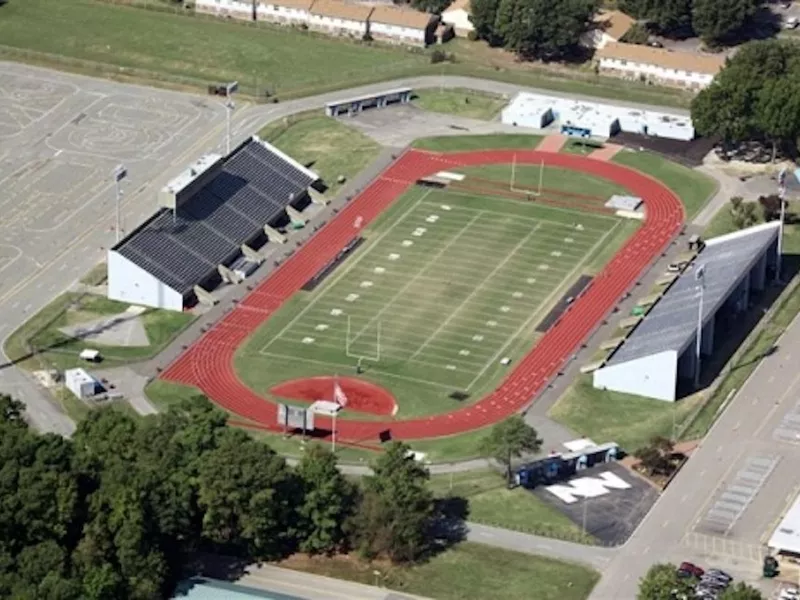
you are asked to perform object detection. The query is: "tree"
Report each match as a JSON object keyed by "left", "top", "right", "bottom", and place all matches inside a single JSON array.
[
  {"left": 470, "top": 0, "right": 502, "bottom": 43},
  {"left": 355, "top": 442, "right": 433, "bottom": 563},
  {"left": 730, "top": 197, "right": 758, "bottom": 229},
  {"left": 481, "top": 415, "right": 542, "bottom": 484},
  {"left": 637, "top": 563, "right": 695, "bottom": 600},
  {"left": 759, "top": 194, "right": 783, "bottom": 222},
  {"left": 296, "top": 445, "right": 356, "bottom": 555},
  {"left": 498, "top": 0, "right": 598, "bottom": 61},
  {"left": 692, "top": 0, "right": 761, "bottom": 46},
  {"left": 719, "top": 581, "right": 764, "bottom": 600},
  {"left": 409, "top": 0, "right": 451, "bottom": 12},
  {"left": 633, "top": 435, "right": 674, "bottom": 476},
  {"left": 0, "top": 394, "right": 26, "bottom": 428},
  {"left": 619, "top": 0, "right": 692, "bottom": 36},
  {"left": 692, "top": 40, "right": 800, "bottom": 158},
  {"left": 198, "top": 429, "right": 298, "bottom": 559}
]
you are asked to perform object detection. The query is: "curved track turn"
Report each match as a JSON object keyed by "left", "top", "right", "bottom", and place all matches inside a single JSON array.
[{"left": 161, "top": 149, "right": 684, "bottom": 441}]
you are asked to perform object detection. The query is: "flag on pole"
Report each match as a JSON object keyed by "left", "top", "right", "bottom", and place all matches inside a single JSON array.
[{"left": 333, "top": 382, "right": 348, "bottom": 408}]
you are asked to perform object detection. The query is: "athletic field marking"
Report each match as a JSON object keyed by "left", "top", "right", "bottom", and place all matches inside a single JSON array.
[
  {"left": 260, "top": 350, "right": 456, "bottom": 390},
  {"left": 427, "top": 188, "right": 619, "bottom": 223},
  {"left": 409, "top": 223, "right": 541, "bottom": 360},
  {"left": 465, "top": 217, "right": 623, "bottom": 390},
  {"left": 349, "top": 211, "right": 483, "bottom": 348},
  {"left": 260, "top": 190, "right": 433, "bottom": 354}
]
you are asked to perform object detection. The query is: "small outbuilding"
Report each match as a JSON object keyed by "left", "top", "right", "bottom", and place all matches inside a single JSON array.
[{"left": 65, "top": 368, "right": 99, "bottom": 399}]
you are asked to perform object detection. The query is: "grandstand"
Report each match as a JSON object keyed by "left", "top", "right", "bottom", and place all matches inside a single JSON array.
[{"left": 107, "top": 136, "right": 319, "bottom": 311}]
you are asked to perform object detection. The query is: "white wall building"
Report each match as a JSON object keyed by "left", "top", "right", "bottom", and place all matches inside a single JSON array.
[
  {"left": 769, "top": 494, "right": 800, "bottom": 559},
  {"left": 256, "top": 0, "right": 313, "bottom": 24},
  {"left": 65, "top": 368, "right": 98, "bottom": 400},
  {"left": 195, "top": 0, "right": 253, "bottom": 20},
  {"left": 592, "top": 222, "right": 780, "bottom": 402},
  {"left": 107, "top": 250, "right": 185, "bottom": 312},
  {"left": 369, "top": 5, "right": 437, "bottom": 46},
  {"left": 501, "top": 91, "right": 695, "bottom": 141},
  {"left": 441, "top": 0, "right": 472, "bottom": 36},
  {"left": 308, "top": 0, "right": 371, "bottom": 37},
  {"left": 580, "top": 10, "right": 635, "bottom": 49},
  {"left": 595, "top": 42, "right": 725, "bottom": 90}
]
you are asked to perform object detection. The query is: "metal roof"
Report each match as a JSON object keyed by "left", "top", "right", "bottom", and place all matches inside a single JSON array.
[
  {"left": 112, "top": 138, "right": 316, "bottom": 295},
  {"left": 606, "top": 221, "right": 780, "bottom": 366}
]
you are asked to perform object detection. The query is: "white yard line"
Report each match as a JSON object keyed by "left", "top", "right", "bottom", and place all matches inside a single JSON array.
[
  {"left": 409, "top": 223, "right": 542, "bottom": 361},
  {"left": 348, "top": 211, "right": 484, "bottom": 347},
  {"left": 426, "top": 189, "right": 619, "bottom": 225},
  {"left": 465, "top": 219, "right": 622, "bottom": 391},
  {"left": 259, "top": 351, "right": 460, "bottom": 389},
  {"left": 259, "top": 190, "right": 433, "bottom": 355}
]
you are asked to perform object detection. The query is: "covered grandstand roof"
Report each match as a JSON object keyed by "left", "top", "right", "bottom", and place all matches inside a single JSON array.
[
  {"left": 606, "top": 221, "right": 780, "bottom": 366},
  {"left": 112, "top": 137, "right": 317, "bottom": 295}
]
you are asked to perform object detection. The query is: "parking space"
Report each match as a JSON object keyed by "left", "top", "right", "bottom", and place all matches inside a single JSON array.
[{"left": 695, "top": 454, "right": 780, "bottom": 537}]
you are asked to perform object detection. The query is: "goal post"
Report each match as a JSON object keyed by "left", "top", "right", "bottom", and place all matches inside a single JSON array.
[
  {"left": 510, "top": 155, "right": 544, "bottom": 197},
  {"left": 345, "top": 315, "right": 381, "bottom": 363}
]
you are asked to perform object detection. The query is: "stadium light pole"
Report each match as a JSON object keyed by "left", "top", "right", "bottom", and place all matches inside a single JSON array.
[
  {"left": 694, "top": 264, "right": 706, "bottom": 389},
  {"left": 113, "top": 164, "right": 127, "bottom": 244},
  {"left": 777, "top": 169, "right": 787, "bottom": 283},
  {"left": 224, "top": 81, "right": 239, "bottom": 155}
]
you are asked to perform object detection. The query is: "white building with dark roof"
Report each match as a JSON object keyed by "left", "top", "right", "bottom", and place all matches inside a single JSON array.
[
  {"left": 593, "top": 221, "right": 781, "bottom": 402},
  {"left": 107, "top": 137, "right": 318, "bottom": 312}
]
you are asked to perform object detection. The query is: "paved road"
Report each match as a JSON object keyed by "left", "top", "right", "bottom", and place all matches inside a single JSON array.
[
  {"left": 590, "top": 310, "right": 800, "bottom": 599},
  {"left": 235, "top": 564, "right": 429, "bottom": 600}
]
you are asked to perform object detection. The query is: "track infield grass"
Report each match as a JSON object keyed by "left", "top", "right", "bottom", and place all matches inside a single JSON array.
[{"left": 236, "top": 168, "right": 627, "bottom": 420}]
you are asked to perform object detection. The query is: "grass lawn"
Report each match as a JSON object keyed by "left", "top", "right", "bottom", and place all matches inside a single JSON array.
[
  {"left": 280, "top": 542, "right": 599, "bottom": 600},
  {"left": 429, "top": 469, "right": 595, "bottom": 543},
  {"left": 412, "top": 133, "right": 543, "bottom": 152},
  {"left": 258, "top": 111, "right": 381, "bottom": 197},
  {"left": 412, "top": 88, "right": 507, "bottom": 121},
  {"left": 234, "top": 183, "right": 619, "bottom": 420},
  {"left": 4, "top": 292, "right": 193, "bottom": 371},
  {"left": 0, "top": 0, "right": 428, "bottom": 99},
  {"left": 612, "top": 149, "right": 718, "bottom": 219},
  {"left": 548, "top": 377, "right": 704, "bottom": 451}
]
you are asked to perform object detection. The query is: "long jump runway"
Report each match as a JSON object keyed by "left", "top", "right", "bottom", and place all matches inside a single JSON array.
[{"left": 161, "top": 149, "right": 684, "bottom": 442}]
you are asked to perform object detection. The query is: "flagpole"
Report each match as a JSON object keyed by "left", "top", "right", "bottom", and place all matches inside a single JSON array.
[{"left": 332, "top": 411, "right": 336, "bottom": 454}]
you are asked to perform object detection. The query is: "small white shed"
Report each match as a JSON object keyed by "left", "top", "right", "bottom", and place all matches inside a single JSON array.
[{"left": 65, "top": 368, "right": 98, "bottom": 399}]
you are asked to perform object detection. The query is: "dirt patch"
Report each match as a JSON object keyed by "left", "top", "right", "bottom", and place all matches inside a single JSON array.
[{"left": 270, "top": 376, "right": 397, "bottom": 417}]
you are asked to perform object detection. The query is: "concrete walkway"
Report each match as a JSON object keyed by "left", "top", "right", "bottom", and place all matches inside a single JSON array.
[{"left": 536, "top": 134, "right": 569, "bottom": 152}]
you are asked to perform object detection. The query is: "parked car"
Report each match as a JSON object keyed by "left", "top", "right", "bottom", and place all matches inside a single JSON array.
[
  {"left": 678, "top": 562, "right": 705, "bottom": 578},
  {"left": 783, "top": 16, "right": 798, "bottom": 29}
]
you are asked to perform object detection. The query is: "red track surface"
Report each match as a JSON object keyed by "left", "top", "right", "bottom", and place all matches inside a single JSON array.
[
  {"left": 270, "top": 376, "right": 397, "bottom": 417},
  {"left": 162, "top": 149, "right": 684, "bottom": 442}
]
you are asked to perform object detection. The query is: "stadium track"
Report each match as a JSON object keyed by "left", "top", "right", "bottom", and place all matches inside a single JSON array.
[{"left": 161, "top": 148, "right": 684, "bottom": 442}]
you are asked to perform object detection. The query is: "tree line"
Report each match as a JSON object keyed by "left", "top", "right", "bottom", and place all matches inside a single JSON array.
[
  {"left": 620, "top": 0, "right": 763, "bottom": 46},
  {"left": 0, "top": 394, "right": 439, "bottom": 599},
  {"left": 692, "top": 39, "right": 800, "bottom": 163},
  {"left": 638, "top": 563, "right": 764, "bottom": 599},
  {"left": 0, "top": 392, "right": 542, "bottom": 600}
]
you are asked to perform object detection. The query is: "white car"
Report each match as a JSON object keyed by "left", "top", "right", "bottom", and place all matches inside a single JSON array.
[
  {"left": 780, "top": 588, "right": 799, "bottom": 600},
  {"left": 783, "top": 16, "right": 799, "bottom": 29}
]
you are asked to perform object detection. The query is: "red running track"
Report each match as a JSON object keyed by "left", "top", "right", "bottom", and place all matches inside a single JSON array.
[{"left": 161, "top": 149, "right": 684, "bottom": 441}]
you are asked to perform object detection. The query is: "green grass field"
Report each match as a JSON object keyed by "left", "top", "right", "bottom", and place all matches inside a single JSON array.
[
  {"left": 258, "top": 112, "right": 381, "bottom": 197},
  {"left": 237, "top": 170, "right": 624, "bottom": 418},
  {"left": 412, "top": 133, "right": 544, "bottom": 152},
  {"left": 281, "top": 542, "right": 599, "bottom": 600},
  {"left": 4, "top": 292, "right": 193, "bottom": 371},
  {"left": 412, "top": 88, "right": 507, "bottom": 121},
  {"left": 429, "top": 469, "right": 595, "bottom": 543}
]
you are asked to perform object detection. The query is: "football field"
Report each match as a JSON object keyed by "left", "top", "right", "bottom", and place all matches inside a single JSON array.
[{"left": 252, "top": 185, "right": 621, "bottom": 394}]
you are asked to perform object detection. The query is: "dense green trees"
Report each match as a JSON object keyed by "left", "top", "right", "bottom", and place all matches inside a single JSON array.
[
  {"left": 692, "top": 40, "right": 800, "bottom": 161},
  {"left": 620, "top": 0, "right": 762, "bottom": 44},
  {"left": 0, "top": 396, "right": 437, "bottom": 599},
  {"left": 637, "top": 563, "right": 696, "bottom": 600},
  {"left": 469, "top": 0, "right": 597, "bottom": 60}
]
